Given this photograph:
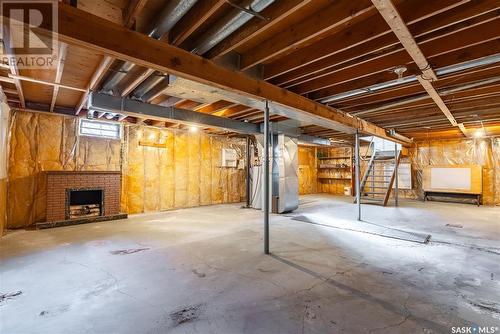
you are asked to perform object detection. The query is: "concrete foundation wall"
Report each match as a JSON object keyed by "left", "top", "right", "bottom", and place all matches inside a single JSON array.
[{"left": 6, "top": 110, "right": 246, "bottom": 229}]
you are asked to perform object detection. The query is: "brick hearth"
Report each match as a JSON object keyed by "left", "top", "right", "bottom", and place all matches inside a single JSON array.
[{"left": 45, "top": 171, "right": 121, "bottom": 222}]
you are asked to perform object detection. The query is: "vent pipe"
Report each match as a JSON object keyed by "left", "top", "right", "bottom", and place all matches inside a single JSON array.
[
  {"left": 320, "top": 54, "right": 500, "bottom": 104},
  {"left": 101, "top": 0, "right": 198, "bottom": 94}
]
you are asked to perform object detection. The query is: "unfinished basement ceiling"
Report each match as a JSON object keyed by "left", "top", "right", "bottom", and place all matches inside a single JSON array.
[{"left": 0, "top": 0, "right": 499, "bottom": 141}]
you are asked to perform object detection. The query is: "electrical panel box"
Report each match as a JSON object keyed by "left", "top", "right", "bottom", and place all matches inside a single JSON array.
[{"left": 222, "top": 148, "right": 237, "bottom": 167}]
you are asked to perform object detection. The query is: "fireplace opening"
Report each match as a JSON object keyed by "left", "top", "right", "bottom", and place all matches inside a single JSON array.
[{"left": 67, "top": 189, "right": 103, "bottom": 219}]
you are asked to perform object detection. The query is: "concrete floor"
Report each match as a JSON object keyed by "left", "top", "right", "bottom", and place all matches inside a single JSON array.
[{"left": 1, "top": 195, "right": 499, "bottom": 333}]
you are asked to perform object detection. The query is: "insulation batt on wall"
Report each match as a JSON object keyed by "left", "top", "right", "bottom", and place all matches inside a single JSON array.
[
  {"left": 121, "top": 125, "right": 246, "bottom": 213},
  {"left": 298, "top": 146, "right": 317, "bottom": 195},
  {"left": 6, "top": 110, "right": 247, "bottom": 228},
  {"left": 397, "top": 139, "right": 500, "bottom": 205}
]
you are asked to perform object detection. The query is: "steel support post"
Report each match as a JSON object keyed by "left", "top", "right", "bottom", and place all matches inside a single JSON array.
[
  {"left": 263, "top": 100, "right": 270, "bottom": 254},
  {"left": 245, "top": 136, "right": 251, "bottom": 208},
  {"left": 394, "top": 142, "right": 399, "bottom": 207},
  {"left": 355, "top": 131, "right": 361, "bottom": 221}
]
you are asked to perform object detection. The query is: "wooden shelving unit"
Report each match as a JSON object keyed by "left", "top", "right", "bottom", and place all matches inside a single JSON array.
[
  {"left": 318, "top": 156, "right": 351, "bottom": 160},
  {"left": 318, "top": 177, "right": 352, "bottom": 180},
  {"left": 317, "top": 147, "right": 354, "bottom": 195}
]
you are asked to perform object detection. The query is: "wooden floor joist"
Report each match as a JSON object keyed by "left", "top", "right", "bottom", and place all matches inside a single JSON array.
[
  {"left": 50, "top": 43, "right": 68, "bottom": 112},
  {"left": 371, "top": 0, "right": 469, "bottom": 137},
  {"left": 25, "top": 3, "right": 409, "bottom": 144}
]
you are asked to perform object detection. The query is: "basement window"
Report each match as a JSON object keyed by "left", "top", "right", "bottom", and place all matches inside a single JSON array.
[{"left": 79, "top": 119, "right": 121, "bottom": 140}]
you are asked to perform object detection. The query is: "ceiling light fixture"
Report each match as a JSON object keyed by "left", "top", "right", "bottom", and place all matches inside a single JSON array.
[
  {"left": 473, "top": 129, "right": 485, "bottom": 138},
  {"left": 393, "top": 65, "right": 407, "bottom": 82}
]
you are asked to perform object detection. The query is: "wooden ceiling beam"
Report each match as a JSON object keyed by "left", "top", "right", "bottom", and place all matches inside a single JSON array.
[
  {"left": 76, "top": 55, "right": 113, "bottom": 114},
  {"left": 49, "top": 43, "right": 68, "bottom": 112},
  {"left": 403, "top": 123, "right": 500, "bottom": 140},
  {"left": 119, "top": 68, "right": 155, "bottom": 97},
  {"left": 194, "top": 100, "right": 236, "bottom": 114},
  {"left": 44, "top": 4, "right": 405, "bottom": 142},
  {"left": 370, "top": 107, "right": 500, "bottom": 128},
  {"left": 371, "top": 0, "right": 439, "bottom": 80},
  {"left": 264, "top": 0, "right": 471, "bottom": 80},
  {"left": 206, "top": 0, "right": 311, "bottom": 59},
  {"left": 343, "top": 85, "right": 500, "bottom": 114},
  {"left": 75, "top": 0, "right": 147, "bottom": 113},
  {"left": 352, "top": 91, "right": 500, "bottom": 117},
  {"left": 2, "top": 29, "right": 26, "bottom": 108},
  {"left": 371, "top": 0, "right": 476, "bottom": 136},
  {"left": 174, "top": 99, "right": 202, "bottom": 110},
  {"left": 274, "top": 6, "right": 500, "bottom": 87},
  {"left": 123, "top": 0, "right": 148, "bottom": 29},
  {"left": 1, "top": 88, "right": 18, "bottom": 95},
  {"left": 9, "top": 74, "right": 86, "bottom": 92},
  {"left": 364, "top": 98, "right": 500, "bottom": 121},
  {"left": 0, "top": 76, "right": 15, "bottom": 84},
  {"left": 251, "top": 115, "right": 287, "bottom": 124},
  {"left": 311, "top": 39, "right": 500, "bottom": 101},
  {"left": 8, "top": 68, "right": 25, "bottom": 110},
  {"left": 238, "top": 0, "right": 375, "bottom": 70},
  {"left": 170, "top": 0, "right": 226, "bottom": 46},
  {"left": 155, "top": 95, "right": 183, "bottom": 107},
  {"left": 337, "top": 65, "right": 500, "bottom": 109},
  {"left": 291, "top": 19, "right": 500, "bottom": 95},
  {"left": 235, "top": 111, "right": 262, "bottom": 121},
  {"left": 212, "top": 105, "right": 253, "bottom": 118}
]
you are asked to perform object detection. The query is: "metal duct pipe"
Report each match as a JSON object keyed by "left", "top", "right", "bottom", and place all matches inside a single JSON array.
[
  {"left": 354, "top": 76, "right": 500, "bottom": 116},
  {"left": 321, "top": 54, "right": 500, "bottom": 104},
  {"left": 148, "top": 0, "right": 198, "bottom": 39},
  {"left": 141, "top": 78, "right": 171, "bottom": 102},
  {"left": 132, "top": 74, "right": 167, "bottom": 100},
  {"left": 101, "top": 0, "right": 197, "bottom": 94},
  {"left": 101, "top": 61, "right": 136, "bottom": 94},
  {"left": 137, "top": 0, "right": 274, "bottom": 102},
  {"left": 191, "top": 0, "right": 275, "bottom": 55}
]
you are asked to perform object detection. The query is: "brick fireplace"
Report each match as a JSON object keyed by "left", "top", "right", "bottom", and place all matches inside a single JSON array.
[{"left": 40, "top": 171, "right": 126, "bottom": 228}]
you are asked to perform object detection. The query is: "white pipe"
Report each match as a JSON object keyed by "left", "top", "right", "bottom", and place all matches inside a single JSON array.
[{"left": 321, "top": 54, "right": 500, "bottom": 104}]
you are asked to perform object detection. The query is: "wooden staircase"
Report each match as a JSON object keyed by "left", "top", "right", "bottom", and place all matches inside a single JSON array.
[{"left": 356, "top": 150, "right": 401, "bottom": 206}]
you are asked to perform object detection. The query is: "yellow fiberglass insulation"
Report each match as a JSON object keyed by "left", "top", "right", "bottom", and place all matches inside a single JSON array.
[
  {"left": 403, "top": 139, "right": 500, "bottom": 205},
  {"left": 298, "top": 146, "right": 317, "bottom": 195},
  {"left": 120, "top": 124, "right": 246, "bottom": 214},
  {"left": 7, "top": 110, "right": 246, "bottom": 228}
]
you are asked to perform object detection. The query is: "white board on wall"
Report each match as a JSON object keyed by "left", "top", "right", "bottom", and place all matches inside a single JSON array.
[
  {"left": 392, "top": 163, "right": 412, "bottom": 190},
  {"left": 423, "top": 165, "right": 482, "bottom": 194},
  {"left": 430, "top": 168, "right": 471, "bottom": 190}
]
